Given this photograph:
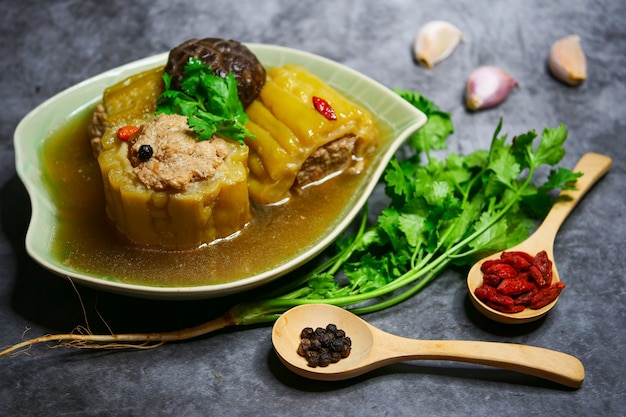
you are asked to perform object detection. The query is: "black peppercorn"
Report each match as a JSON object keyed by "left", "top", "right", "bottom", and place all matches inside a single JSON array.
[
  {"left": 297, "top": 338, "right": 311, "bottom": 356},
  {"left": 305, "top": 350, "right": 320, "bottom": 367},
  {"left": 297, "top": 323, "right": 351, "bottom": 368},
  {"left": 300, "top": 327, "right": 314, "bottom": 339},
  {"left": 310, "top": 338, "right": 322, "bottom": 350},
  {"left": 318, "top": 352, "right": 331, "bottom": 367},
  {"left": 138, "top": 144, "right": 154, "bottom": 161}
]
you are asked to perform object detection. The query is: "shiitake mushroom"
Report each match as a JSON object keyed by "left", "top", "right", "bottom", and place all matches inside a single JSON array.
[{"left": 164, "top": 38, "right": 266, "bottom": 107}]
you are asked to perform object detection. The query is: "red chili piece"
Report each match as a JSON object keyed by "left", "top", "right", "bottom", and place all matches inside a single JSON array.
[
  {"left": 312, "top": 96, "right": 337, "bottom": 120},
  {"left": 117, "top": 125, "right": 140, "bottom": 141},
  {"left": 473, "top": 250, "right": 566, "bottom": 314}
]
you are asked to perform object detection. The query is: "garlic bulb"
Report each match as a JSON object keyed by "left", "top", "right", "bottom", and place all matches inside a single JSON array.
[
  {"left": 465, "top": 66, "right": 518, "bottom": 111},
  {"left": 414, "top": 20, "right": 464, "bottom": 68},
  {"left": 549, "top": 35, "right": 587, "bottom": 86}
]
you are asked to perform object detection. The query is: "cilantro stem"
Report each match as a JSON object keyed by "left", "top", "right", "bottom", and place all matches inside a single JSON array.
[{"left": 351, "top": 260, "right": 450, "bottom": 315}]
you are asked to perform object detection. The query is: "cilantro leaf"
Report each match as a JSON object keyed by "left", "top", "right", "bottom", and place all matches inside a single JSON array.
[
  {"left": 344, "top": 253, "right": 393, "bottom": 293},
  {"left": 540, "top": 167, "right": 583, "bottom": 192},
  {"left": 156, "top": 57, "right": 254, "bottom": 145},
  {"left": 398, "top": 212, "right": 428, "bottom": 249},
  {"left": 306, "top": 273, "right": 351, "bottom": 299},
  {"left": 535, "top": 124, "right": 568, "bottom": 166},
  {"left": 393, "top": 88, "right": 454, "bottom": 152},
  {"left": 384, "top": 159, "right": 413, "bottom": 207}
]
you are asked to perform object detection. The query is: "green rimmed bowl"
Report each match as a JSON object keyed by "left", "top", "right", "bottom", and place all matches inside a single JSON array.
[{"left": 14, "top": 44, "right": 426, "bottom": 299}]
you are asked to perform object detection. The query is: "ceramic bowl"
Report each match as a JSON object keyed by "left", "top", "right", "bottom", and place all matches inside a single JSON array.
[{"left": 14, "top": 44, "right": 426, "bottom": 299}]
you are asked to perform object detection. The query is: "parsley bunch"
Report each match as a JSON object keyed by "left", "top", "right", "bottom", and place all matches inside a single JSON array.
[
  {"left": 232, "top": 90, "right": 581, "bottom": 323},
  {"left": 156, "top": 57, "right": 254, "bottom": 144}
]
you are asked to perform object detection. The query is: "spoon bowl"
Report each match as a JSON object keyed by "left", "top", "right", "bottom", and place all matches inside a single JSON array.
[
  {"left": 272, "top": 303, "right": 585, "bottom": 387},
  {"left": 467, "top": 153, "right": 612, "bottom": 324}
]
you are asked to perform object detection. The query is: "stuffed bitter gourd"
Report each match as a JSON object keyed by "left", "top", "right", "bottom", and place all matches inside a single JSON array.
[
  {"left": 93, "top": 69, "right": 252, "bottom": 249},
  {"left": 89, "top": 52, "right": 378, "bottom": 247},
  {"left": 244, "top": 64, "right": 378, "bottom": 204},
  {"left": 98, "top": 124, "right": 251, "bottom": 248}
]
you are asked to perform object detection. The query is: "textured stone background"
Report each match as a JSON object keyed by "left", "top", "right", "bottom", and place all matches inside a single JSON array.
[{"left": 1, "top": 0, "right": 624, "bottom": 416}]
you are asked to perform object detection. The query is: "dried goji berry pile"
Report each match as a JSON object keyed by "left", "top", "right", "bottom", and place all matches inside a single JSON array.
[{"left": 474, "top": 250, "right": 566, "bottom": 313}]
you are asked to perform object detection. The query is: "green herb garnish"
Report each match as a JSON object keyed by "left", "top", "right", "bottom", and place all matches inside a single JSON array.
[{"left": 156, "top": 57, "right": 254, "bottom": 144}]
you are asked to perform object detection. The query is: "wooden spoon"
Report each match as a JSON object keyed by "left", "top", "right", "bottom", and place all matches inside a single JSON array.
[
  {"left": 272, "top": 303, "right": 585, "bottom": 388},
  {"left": 467, "top": 152, "right": 612, "bottom": 324}
]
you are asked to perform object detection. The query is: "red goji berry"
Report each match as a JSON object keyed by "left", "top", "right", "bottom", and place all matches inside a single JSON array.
[
  {"left": 480, "top": 259, "right": 504, "bottom": 273},
  {"left": 474, "top": 284, "right": 514, "bottom": 307},
  {"left": 496, "top": 278, "right": 537, "bottom": 296},
  {"left": 529, "top": 265, "right": 546, "bottom": 287},
  {"left": 117, "top": 125, "right": 139, "bottom": 141},
  {"left": 486, "top": 301, "right": 526, "bottom": 314},
  {"left": 533, "top": 250, "right": 553, "bottom": 287},
  {"left": 485, "top": 263, "right": 518, "bottom": 280},
  {"left": 513, "top": 287, "right": 539, "bottom": 306},
  {"left": 476, "top": 249, "right": 565, "bottom": 314},
  {"left": 516, "top": 271, "right": 531, "bottom": 282},
  {"left": 503, "top": 251, "right": 535, "bottom": 264},
  {"left": 312, "top": 96, "right": 337, "bottom": 120},
  {"left": 501, "top": 251, "right": 532, "bottom": 271},
  {"left": 543, "top": 273, "right": 553, "bottom": 288},
  {"left": 530, "top": 282, "right": 566, "bottom": 309},
  {"left": 482, "top": 272, "right": 503, "bottom": 287},
  {"left": 482, "top": 262, "right": 518, "bottom": 287}
]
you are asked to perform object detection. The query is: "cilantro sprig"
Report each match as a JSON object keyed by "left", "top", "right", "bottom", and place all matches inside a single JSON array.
[
  {"left": 229, "top": 90, "right": 581, "bottom": 323},
  {"left": 156, "top": 57, "right": 254, "bottom": 144}
]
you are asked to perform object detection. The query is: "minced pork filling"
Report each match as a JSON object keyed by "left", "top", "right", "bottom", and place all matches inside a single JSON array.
[{"left": 128, "top": 114, "right": 229, "bottom": 191}]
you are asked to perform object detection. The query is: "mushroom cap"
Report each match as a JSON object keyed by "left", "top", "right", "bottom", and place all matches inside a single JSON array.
[{"left": 165, "top": 38, "right": 266, "bottom": 107}]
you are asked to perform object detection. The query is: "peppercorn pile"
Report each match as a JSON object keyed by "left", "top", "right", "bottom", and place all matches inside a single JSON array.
[
  {"left": 474, "top": 250, "right": 566, "bottom": 313},
  {"left": 297, "top": 324, "right": 351, "bottom": 368}
]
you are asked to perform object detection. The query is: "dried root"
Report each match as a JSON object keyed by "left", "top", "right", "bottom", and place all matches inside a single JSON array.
[{"left": 1, "top": 310, "right": 238, "bottom": 358}]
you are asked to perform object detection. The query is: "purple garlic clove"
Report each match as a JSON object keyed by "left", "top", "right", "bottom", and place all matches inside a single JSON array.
[{"left": 465, "top": 66, "right": 519, "bottom": 111}]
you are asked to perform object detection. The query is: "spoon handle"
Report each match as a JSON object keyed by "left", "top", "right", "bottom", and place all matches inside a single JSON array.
[
  {"left": 381, "top": 334, "right": 584, "bottom": 388},
  {"left": 533, "top": 152, "right": 612, "bottom": 241}
]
